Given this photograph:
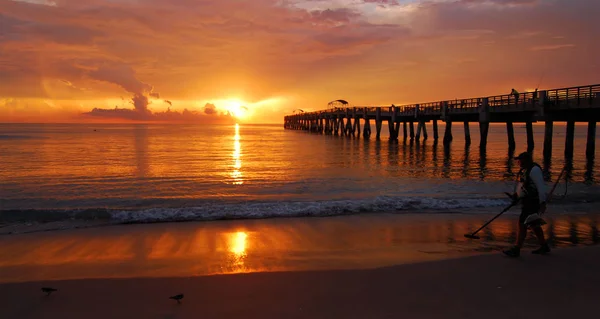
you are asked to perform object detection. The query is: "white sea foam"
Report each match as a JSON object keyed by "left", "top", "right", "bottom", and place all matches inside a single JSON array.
[{"left": 110, "top": 196, "right": 510, "bottom": 223}]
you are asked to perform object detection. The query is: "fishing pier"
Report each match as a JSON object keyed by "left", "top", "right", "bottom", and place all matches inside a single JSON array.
[{"left": 284, "top": 84, "right": 600, "bottom": 160}]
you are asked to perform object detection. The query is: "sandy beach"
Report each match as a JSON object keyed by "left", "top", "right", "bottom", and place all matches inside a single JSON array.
[
  {"left": 1, "top": 211, "right": 599, "bottom": 318},
  {"left": 1, "top": 245, "right": 599, "bottom": 319}
]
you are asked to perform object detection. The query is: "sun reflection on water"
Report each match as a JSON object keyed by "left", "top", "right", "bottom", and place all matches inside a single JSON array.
[
  {"left": 230, "top": 231, "right": 247, "bottom": 256},
  {"left": 227, "top": 231, "right": 248, "bottom": 271},
  {"left": 232, "top": 124, "right": 243, "bottom": 184}
]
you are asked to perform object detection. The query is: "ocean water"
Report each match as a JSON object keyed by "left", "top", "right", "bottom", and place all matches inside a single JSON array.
[{"left": 0, "top": 123, "right": 599, "bottom": 227}]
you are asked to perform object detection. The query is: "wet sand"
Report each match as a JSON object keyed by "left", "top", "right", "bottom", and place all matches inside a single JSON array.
[
  {"left": 1, "top": 210, "right": 599, "bottom": 283},
  {"left": 1, "top": 245, "right": 599, "bottom": 319}
]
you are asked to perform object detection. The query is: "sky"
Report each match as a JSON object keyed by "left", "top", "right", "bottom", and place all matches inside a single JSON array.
[{"left": 1, "top": 0, "right": 599, "bottom": 123}]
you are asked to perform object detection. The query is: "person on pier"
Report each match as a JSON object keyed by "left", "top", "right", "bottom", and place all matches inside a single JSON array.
[
  {"left": 511, "top": 88, "right": 520, "bottom": 103},
  {"left": 503, "top": 152, "right": 551, "bottom": 257}
]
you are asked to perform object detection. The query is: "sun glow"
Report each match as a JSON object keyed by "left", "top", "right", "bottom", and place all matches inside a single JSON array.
[{"left": 223, "top": 99, "right": 249, "bottom": 120}]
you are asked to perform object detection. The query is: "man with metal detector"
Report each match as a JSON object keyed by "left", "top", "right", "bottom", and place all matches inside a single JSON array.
[{"left": 503, "top": 152, "right": 550, "bottom": 257}]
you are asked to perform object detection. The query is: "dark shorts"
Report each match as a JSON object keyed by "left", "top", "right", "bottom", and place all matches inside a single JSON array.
[{"left": 519, "top": 198, "right": 540, "bottom": 225}]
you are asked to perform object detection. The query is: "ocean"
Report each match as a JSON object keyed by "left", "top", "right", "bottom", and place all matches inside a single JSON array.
[{"left": 1, "top": 122, "right": 599, "bottom": 229}]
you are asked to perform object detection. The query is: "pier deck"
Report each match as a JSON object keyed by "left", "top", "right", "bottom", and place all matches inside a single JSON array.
[{"left": 283, "top": 84, "right": 600, "bottom": 160}]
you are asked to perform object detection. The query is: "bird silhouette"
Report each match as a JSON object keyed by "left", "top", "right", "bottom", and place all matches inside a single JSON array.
[
  {"left": 169, "top": 294, "right": 184, "bottom": 304},
  {"left": 41, "top": 287, "right": 57, "bottom": 296}
]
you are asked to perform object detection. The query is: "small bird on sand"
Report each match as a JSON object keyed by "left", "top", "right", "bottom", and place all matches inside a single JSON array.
[
  {"left": 169, "top": 294, "right": 184, "bottom": 304},
  {"left": 41, "top": 287, "right": 57, "bottom": 296}
]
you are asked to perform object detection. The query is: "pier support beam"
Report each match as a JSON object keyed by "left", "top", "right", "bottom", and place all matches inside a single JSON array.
[
  {"left": 443, "top": 121, "right": 453, "bottom": 145},
  {"left": 565, "top": 121, "right": 575, "bottom": 159},
  {"left": 433, "top": 120, "right": 439, "bottom": 140},
  {"left": 587, "top": 121, "right": 596, "bottom": 159},
  {"left": 478, "top": 98, "right": 490, "bottom": 150},
  {"left": 330, "top": 118, "right": 334, "bottom": 134},
  {"left": 543, "top": 121, "right": 553, "bottom": 160},
  {"left": 343, "top": 118, "right": 348, "bottom": 135},
  {"left": 352, "top": 109, "right": 358, "bottom": 136},
  {"left": 363, "top": 118, "right": 371, "bottom": 139},
  {"left": 388, "top": 119, "right": 396, "bottom": 141},
  {"left": 526, "top": 121, "right": 534, "bottom": 152},
  {"left": 345, "top": 115, "right": 353, "bottom": 136},
  {"left": 464, "top": 121, "right": 471, "bottom": 146},
  {"left": 506, "top": 122, "right": 516, "bottom": 151},
  {"left": 331, "top": 119, "right": 335, "bottom": 134},
  {"left": 422, "top": 122, "right": 428, "bottom": 140},
  {"left": 388, "top": 107, "right": 398, "bottom": 140},
  {"left": 375, "top": 109, "right": 382, "bottom": 139},
  {"left": 416, "top": 122, "right": 422, "bottom": 141},
  {"left": 409, "top": 122, "right": 415, "bottom": 140},
  {"left": 402, "top": 122, "right": 408, "bottom": 141},
  {"left": 479, "top": 122, "right": 489, "bottom": 150}
]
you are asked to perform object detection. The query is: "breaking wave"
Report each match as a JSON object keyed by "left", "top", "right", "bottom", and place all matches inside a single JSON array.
[{"left": 1, "top": 196, "right": 510, "bottom": 226}]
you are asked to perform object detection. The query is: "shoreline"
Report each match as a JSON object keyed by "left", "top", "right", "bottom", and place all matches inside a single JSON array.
[{"left": 0, "top": 199, "right": 596, "bottom": 236}]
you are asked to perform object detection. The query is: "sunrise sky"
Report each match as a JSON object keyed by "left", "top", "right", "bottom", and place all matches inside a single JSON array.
[{"left": 1, "top": 0, "right": 599, "bottom": 123}]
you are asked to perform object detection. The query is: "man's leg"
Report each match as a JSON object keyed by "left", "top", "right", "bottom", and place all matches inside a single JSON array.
[
  {"left": 532, "top": 225, "right": 551, "bottom": 254},
  {"left": 504, "top": 219, "right": 527, "bottom": 257},
  {"left": 532, "top": 226, "right": 546, "bottom": 245},
  {"left": 515, "top": 221, "right": 528, "bottom": 248}
]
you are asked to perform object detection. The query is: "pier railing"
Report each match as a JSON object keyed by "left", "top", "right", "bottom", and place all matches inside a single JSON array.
[
  {"left": 285, "top": 84, "right": 600, "bottom": 119},
  {"left": 546, "top": 85, "right": 600, "bottom": 108}
]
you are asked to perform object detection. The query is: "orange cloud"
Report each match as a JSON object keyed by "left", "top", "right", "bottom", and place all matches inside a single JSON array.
[
  {"left": 530, "top": 44, "right": 576, "bottom": 51},
  {"left": 0, "top": 0, "right": 599, "bottom": 123}
]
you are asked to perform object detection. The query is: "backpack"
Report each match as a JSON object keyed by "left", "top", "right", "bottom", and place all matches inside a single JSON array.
[{"left": 518, "top": 162, "right": 542, "bottom": 199}]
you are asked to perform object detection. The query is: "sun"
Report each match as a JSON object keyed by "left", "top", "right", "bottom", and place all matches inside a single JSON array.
[{"left": 223, "top": 99, "right": 248, "bottom": 120}]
